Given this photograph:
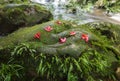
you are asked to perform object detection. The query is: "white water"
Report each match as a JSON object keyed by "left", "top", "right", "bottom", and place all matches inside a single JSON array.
[
  {"left": 31, "top": 0, "right": 97, "bottom": 25},
  {"left": 30, "top": 0, "right": 68, "bottom": 5},
  {"left": 30, "top": 0, "right": 41, "bottom": 3},
  {"left": 110, "top": 13, "right": 120, "bottom": 22},
  {"left": 30, "top": 0, "right": 120, "bottom": 25}
]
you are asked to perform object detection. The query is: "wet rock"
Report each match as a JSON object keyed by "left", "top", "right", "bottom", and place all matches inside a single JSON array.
[
  {"left": 67, "top": 8, "right": 77, "bottom": 14},
  {"left": 0, "top": 4, "right": 53, "bottom": 35},
  {"left": 116, "top": 67, "right": 120, "bottom": 80}
]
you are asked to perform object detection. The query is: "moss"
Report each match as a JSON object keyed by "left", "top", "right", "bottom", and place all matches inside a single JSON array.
[
  {"left": 0, "top": 3, "right": 53, "bottom": 34},
  {"left": 0, "top": 20, "right": 119, "bottom": 58}
]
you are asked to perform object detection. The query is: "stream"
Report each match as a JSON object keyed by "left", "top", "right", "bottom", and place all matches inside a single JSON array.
[
  {"left": 31, "top": 0, "right": 96, "bottom": 25},
  {"left": 31, "top": 0, "right": 120, "bottom": 25}
]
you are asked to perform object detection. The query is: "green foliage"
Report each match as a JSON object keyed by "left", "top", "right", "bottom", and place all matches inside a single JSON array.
[
  {"left": 0, "top": 21, "right": 119, "bottom": 81},
  {"left": 11, "top": 43, "right": 36, "bottom": 57},
  {"left": 68, "top": 0, "right": 120, "bottom": 12},
  {"left": 0, "top": 0, "right": 29, "bottom": 4},
  {"left": 103, "top": 0, "right": 120, "bottom": 12},
  {"left": 0, "top": 63, "right": 24, "bottom": 81},
  {"left": 36, "top": 50, "right": 115, "bottom": 81},
  {"left": 7, "top": 42, "right": 116, "bottom": 81},
  {"left": 10, "top": 43, "right": 36, "bottom": 68}
]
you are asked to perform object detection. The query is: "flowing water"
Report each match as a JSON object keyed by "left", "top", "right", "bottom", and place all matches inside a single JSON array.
[
  {"left": 31, "top": 0, "right": 97, "bottom": 24},
  {"left": 31, "top": 0, "right": 120, "bottom": 25}
]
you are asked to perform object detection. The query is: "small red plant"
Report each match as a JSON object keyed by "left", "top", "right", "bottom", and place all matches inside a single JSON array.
[
  {"left": 44, "top": 26, "right": 53, "bottom": 32},
  {"left": 81, "top": 33, "right": 89, "bottom": 42},
  {"left": 59, "top": 37, "right": 66, "bottom": 43},
  {"left": 70, "top": 31, "right": 76, "bottom": 36},
  {"left": 56, "top": 20, "right": 62, "bottom": 25},
  {"left": 34, "top": 32, "right": 40, "bottom": 39}
]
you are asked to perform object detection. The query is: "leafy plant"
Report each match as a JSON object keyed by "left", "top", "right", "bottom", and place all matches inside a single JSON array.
[
  {"left": 0, "top": 63, "right": 24, "bottom": 81},
  {"left": 11, "top": 43, "right": 36, "bottom": 57},
  {"left": 36, "top": 49, "right": 115, "bottom": 81}
]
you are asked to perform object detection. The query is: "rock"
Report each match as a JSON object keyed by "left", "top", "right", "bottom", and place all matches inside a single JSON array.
[
  {"left": 67, "top": 8, "right": 77, "bottom": 14},
  {"left": 116, "top": 67, "right": 120, "bottom": 80},
  {"left": 0, "top": 21, "right": 120, "bottom": 58},
  {"left": 94, "top": 0, "right": 118, "bottom": 10},
  {"left": 94, "top": 0, "right": 105, "bottom": 8},
  {"left": 0, "top": 21, "right": 120, "bottom": 81},
  {"left": 0, "top": 4, "right": 53, "bottom": 35},
  {"left": 0, "top": 0, "right": 28, "bottom": 4}
]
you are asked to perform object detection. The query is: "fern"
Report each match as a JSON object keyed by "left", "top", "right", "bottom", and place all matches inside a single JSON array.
[
  {"left": 0, "top": 64, "right": 24, "bottom": 81},
  {"left": 11, "top": 43, "right": 36, "bottom": 57},
  {"left": 36, "top": 50, "right": 115, "bottom": 81}
]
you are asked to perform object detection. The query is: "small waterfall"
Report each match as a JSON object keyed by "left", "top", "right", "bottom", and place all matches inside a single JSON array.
[
  {"left": 31, "top": 0, "right": 69, "bottom": 5},
  {"left": 30, "top": 0, "right": 93, "bottom": 22},
  {"left": 30, "top": 0, "right": 99, "bottom": 24},
  {"left": 30, "top": 0, "right": 41, "bottom": 3},
  {"left": 30, "top": 0, "right": 51, "bottom": 4},
  {"left": 40, "top": 0, "right": 46, "bottom": 4},
  {"left": 110, "top": 13, "right": 120, "bottom": 22},
  {"left": 30, "top": 0, "right": 69, "bottom": 19}
]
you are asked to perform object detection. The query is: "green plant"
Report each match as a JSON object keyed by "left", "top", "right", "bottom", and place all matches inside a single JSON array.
[
  {"left": 36, "top": 49, "right": 115, "bottom": 81},
  {"left": 11, "top": 43, "right": 36, "bottom": 57},
  {"left": 8, "top": 43, "right": 37, "bottom": 81},
  {"left": 0, "top": 63, "right": 24, "bottom": 81},
  {"left": 10, "top": 43, "right": 36, "bottom": 69}
]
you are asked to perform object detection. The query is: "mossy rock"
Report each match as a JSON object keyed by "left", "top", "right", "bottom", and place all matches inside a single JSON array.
[
  {"left": 0, "top": 20, "right": 120, "bottom": 58},
  {"left": 0, "top": 0, "right": 27, "bottom": 4},
  {"left": 0, "top": 20, "right": 120, "bottom": 81},
  {"left": 0, "top": 20, "right": 97, "bottom": 57},
  {"left": 0, "top": 3, "right": 53, "bottom": 35},
  {"left": 88, "top": 22, "right": 120, "bottom": 44}
]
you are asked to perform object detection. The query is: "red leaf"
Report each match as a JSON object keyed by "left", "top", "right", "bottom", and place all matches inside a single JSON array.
[
  {"left": 56, "top": 20, "right": 62, "bottom": 25},
  {"left": 70, "top": 31, "right": 76, "bottom": 36},
  {"left": 81, "top": 34, "right": 89, "bottom": 42},
  {"left": 44, "top": 26, "right": 53, "bottom": 32},
  {"left": 59, "top": 37, "right": 66, "bottom": 43},
  {"left": 34, "top": 32, "right": 40, "bottom": 39}
]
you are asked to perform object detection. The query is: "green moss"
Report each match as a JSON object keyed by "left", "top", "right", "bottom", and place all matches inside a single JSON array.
[
  {"left": 0, "top": 21, "right": 119, "bottom": 58},
  {"left": 0, "top": 3, "right": 53, "bottom": 34}
]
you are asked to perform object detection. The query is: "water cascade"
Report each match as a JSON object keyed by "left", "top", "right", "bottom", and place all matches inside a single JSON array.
[
  {"left": 30, "top": 0, "right": 96, "bottom": 24},
  {"left": 31, "top": 0, "right": 120, "bottom": 25}
]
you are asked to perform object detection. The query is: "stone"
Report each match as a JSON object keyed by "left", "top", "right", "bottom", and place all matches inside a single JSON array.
[
  {"left": 0, "top": 21, "right": 120, "bottom": 81},
  {"left": 0, "top": 4, "right": 53, "bottom": 35},
  {"left": 116, "top": 67, "right": 120, "bottom": 80},
  {"left": 0, "top": 21, "right": 120, "bottom": 58}
]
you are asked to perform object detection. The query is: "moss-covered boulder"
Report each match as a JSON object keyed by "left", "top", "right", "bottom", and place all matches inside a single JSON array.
[
  {"left": 0, "top": 0, "right": 28, "bottom": 4},
  {"left": 0, "top": 20, "right": 120, "bottom": 80},
  {"left": 0, "top": 20, "right": 120, "bottom": 57},
  {"left": 0, "top": 4, "right": 53, "bottom": 35}
]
